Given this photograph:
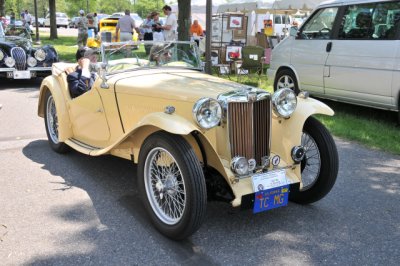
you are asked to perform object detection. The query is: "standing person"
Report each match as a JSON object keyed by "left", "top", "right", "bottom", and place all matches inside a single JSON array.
[
  {"left": 141, "top": 13, "right": 153, "bottom": 55},
  {"left": 115, "top": 9, "right": 138, "bottom": 42},
  {"left": 23, "top": 10, "right": 32, "bottom": 31},
  {"left": 158, "top": 5, "right": 177, "bottom": 41},
  {"left": 10, "top": 12, "right": 16, "bottom": 26},
  {"left": 77, "top": 10, "right": 89, "bottom": 48},
  {"left": 190, "top": 19, "right": 203, "bottom": 46},
  {"left": 151, "top": 11, "right": 164, "bottom": 42},
  {"left": 93, "top": 13, "right": 99, "bottom": 35}
]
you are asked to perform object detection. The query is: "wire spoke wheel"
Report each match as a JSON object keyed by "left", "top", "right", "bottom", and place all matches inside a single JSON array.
[
  {"left": 290, "top": 117, "right": 338, "bottom": 204},
  {"left": 300, "top": 132, "right": 321, "bottom": 191},
  {"left": 138, "top": 132, "right": 207, "bottom": 240},
  {"left": 46, "top": 95, "right": 59, "bottom": 144},
  {"left": 44, "top": 90, "right": 69, "bottom": 153},
  {"left": 144, "top": 147, "right": 186, "bottom": 225}
]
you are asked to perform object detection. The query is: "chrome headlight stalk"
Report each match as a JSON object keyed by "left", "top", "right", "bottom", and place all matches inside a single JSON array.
[
  {"left": 192, "top": 97, "right": 222, "bottom": 129},
  {"left": 272, "top": 88, "right": 297, "bottom": 118},
  {"left": 4, "top": 57, "right": 15, "bottom": 68},
  {"left": 34, "top": 49, "right": 46, "bottom": 61}
]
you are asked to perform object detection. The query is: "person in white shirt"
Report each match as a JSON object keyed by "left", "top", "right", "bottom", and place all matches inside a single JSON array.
[
  {"left": 23, "top": 10, "right": 32, "bottom": 31},
  {"left": 158, "top": 5, "right": 177, "bottom": 41}
]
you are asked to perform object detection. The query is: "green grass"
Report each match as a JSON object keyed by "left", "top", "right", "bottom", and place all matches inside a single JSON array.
[
  {"left": 38, "top": 33, "right": 77, "bottom": 62},
  {"left": 222, "top": 75, "right": 400, "bottom": 155},
  {"left": 48, "top": 35, "right": 399, "bottom": 154}
]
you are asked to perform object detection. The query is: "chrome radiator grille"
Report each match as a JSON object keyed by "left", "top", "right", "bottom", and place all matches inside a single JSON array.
[
  {"left": 228, "top": 98, "right": 271, "bottom": 165},
  {"left": 11, "top": 47, "right": 27, "bottom": 70}
]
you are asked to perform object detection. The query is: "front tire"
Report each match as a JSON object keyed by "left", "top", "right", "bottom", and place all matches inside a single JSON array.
[
  {"left": 289, "top": 117, "right": 338, "bottom": 204},
  {"left": 44, "top": 90, "right": 69, "bottom": 153},
  {"left": 274, "top": 69, "right": 300, "bottom": 95},
  {"left": 138, "top": 131, "right": 207, "bottom": 240}
]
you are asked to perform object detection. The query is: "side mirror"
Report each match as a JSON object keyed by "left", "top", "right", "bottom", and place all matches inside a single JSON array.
[{"left": 289, "top": 26, "right": 298, "bottom": 37}]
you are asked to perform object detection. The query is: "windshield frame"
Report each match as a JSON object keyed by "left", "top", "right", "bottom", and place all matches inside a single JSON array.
[{"left": 100, "top": 40, "right": 202, "bottom": 75}]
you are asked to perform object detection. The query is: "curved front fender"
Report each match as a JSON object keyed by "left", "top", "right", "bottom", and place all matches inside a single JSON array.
[
  {"left": 135, "top": 112, "right": 199, "bottom": 135},
  {"left": 271, "top": 97, "right": 334, "bottom": 180}
]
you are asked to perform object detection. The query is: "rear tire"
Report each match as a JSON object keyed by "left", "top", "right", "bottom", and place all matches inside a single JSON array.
[
  {"left": 44, "top": 90, "right": 69, "bottom": 153},
  {"left": 138, "top": 131, "right": 207, "bottom": 240},
  {"left": 274, "top": 69, "right": 300, "bottom": 95},
  {"left": 289, "top": 117, "right": 338, "bottom": 204}
]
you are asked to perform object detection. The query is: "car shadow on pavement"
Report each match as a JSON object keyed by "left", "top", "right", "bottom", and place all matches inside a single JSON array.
[
  {"left": 22, "top": 139, "right": 218, "bottom": 265},
  {"left": 21, "top": 139, "right": 400, "bottom": 265}
]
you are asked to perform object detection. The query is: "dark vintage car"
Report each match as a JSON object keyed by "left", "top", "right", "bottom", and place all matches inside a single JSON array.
[{"left": 0, "top": 23, "right": 58, "bottom": 79}]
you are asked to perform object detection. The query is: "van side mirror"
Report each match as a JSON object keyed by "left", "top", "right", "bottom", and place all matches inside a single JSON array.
[{"left": 289, "top": 26, "right": 298, "bottom": 37}]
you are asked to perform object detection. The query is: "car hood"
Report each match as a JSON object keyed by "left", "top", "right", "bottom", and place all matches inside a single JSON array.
[
  {"left": 109, "top": 69, "right": 250, "bottom": 102},
  {"left": 0, "top": 36, "right": 32, "bottom": 50}
]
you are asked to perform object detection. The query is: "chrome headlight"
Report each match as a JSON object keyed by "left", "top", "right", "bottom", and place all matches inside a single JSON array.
[
  {"left": 192, "top": 98, "right": 222, "bottom": 129},
  {"left": 5, "top": 57, "right": 15, "bottom": 68},
  {"left": 34, "top": 49, "right": 46, "bottom": 61},
  {"left": 272, "top": 88, "right": 297, "bottom": 118},
  {"left": 27, "top": 57, "right": 37, "bottom": 67},
  {"left": 231, "top": 157, "right": 249, "bottom": 175},
  {"left": 0, "top": 50, "right": 4, "bottom": 61}
]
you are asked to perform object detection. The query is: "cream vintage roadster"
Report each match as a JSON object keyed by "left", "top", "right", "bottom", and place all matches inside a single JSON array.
[{"left": 37, "top": 41, "right": 338, "bottom": 240}]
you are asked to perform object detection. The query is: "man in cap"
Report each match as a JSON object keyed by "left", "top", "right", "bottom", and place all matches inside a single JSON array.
[
  {"left": 66, "top": 47, "right": 98, "bottom": 98},
  {"left": 76, "top": 10, "right": 89, "bottom": 47},
  {"left": 115, "top": 9, "right": 139, "bottom": 42}
]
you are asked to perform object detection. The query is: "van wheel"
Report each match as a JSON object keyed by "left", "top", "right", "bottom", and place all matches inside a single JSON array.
[{"left": 274, "top": 69, "right": 300, "bottom": 95}]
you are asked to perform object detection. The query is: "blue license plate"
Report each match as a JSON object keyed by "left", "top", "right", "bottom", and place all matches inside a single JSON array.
[{"left": 253, "top": 185, "right": 289, "bottom": 214}]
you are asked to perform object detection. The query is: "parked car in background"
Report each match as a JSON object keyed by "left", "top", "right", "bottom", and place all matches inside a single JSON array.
[
  {"left": 0, "top": 23, "right": 58, "bottom": 79},
  {"left": 32, "top": 17, "right": 45, "bottom": 27},
  {"left": 68, "top": 17, "right": 80, "bottom": 28},
  {"left": 111, "top": 12, "right": 143, "bottom": 27},
  {"left": 44, "top": 12, "right": 69, "bottom": 28},
  {"left": 268, "top": 0, "right": 400, "bottom": 123},
  {"left": 38, "top": 40, "right": 338, "bottom": 240},
  {"left": 86, "top": 15, "right": 138, "bottom": 48}
]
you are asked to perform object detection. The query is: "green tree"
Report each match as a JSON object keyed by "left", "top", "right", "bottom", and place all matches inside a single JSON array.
[
  {"left": 0, "top": 0, "right": 5, "bottom": 16},
  {"left": 134, "top": 0, "right": 164, "bottom": 17}
]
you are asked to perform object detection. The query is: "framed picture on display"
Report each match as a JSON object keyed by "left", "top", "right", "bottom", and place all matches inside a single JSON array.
[
  {"left": 225, "top": 45, "right": 242, "bottom": 62},
  {"left": 227, "top": 14, "right": 244, "bottom": 30}
]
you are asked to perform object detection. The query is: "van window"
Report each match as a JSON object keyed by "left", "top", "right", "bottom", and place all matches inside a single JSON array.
[
  {"left": 274, "top": 15, "right": 282, "bottom": 24},
  {"left": 300, "top": 8, "right": 338, "bottom": 39},
  {"left": 339, "top": 1, "right": 400, "bottom": 40}
]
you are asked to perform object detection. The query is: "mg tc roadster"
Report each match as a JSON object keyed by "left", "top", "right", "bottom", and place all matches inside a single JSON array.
[{"left": 37, "top": 41, "right": 338, "bottom": 239}]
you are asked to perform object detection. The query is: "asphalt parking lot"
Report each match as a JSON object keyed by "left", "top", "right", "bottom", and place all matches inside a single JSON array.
[{"left": 0, "top": 79, "right": 399, "bottom": 265}]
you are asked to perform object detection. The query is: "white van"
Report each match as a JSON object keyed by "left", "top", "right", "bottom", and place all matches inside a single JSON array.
[
  {"left": 268, "top": 0, "right": 400, "bottom": 123},
  {"left": 257, "top": 13, "right": 293, "bottom": 38}
]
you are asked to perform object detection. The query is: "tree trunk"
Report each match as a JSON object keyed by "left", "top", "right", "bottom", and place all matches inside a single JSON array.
[
  {"left": 49, "top": 0, "right": 58, "bottom": 39},
  {"left": 0, "top": 0, "right": 5, "bottom": 17},
  {"left": 177, "top": 0, "right": 191, "bottom": 41}
]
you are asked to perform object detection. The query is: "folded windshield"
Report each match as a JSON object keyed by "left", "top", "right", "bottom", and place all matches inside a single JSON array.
[{"left": 100, "top": 41, "right": 201, "bottom": 74}]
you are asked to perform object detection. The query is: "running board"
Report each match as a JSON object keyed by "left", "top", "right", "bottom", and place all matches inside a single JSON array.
[{"left": 65, "top": 138, "right": 103, "bottom": 156}]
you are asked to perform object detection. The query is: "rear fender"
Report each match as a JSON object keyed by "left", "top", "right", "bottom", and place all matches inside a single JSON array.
[{"left": 37, "top": 76, "right": 73, "bottom": 141}]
